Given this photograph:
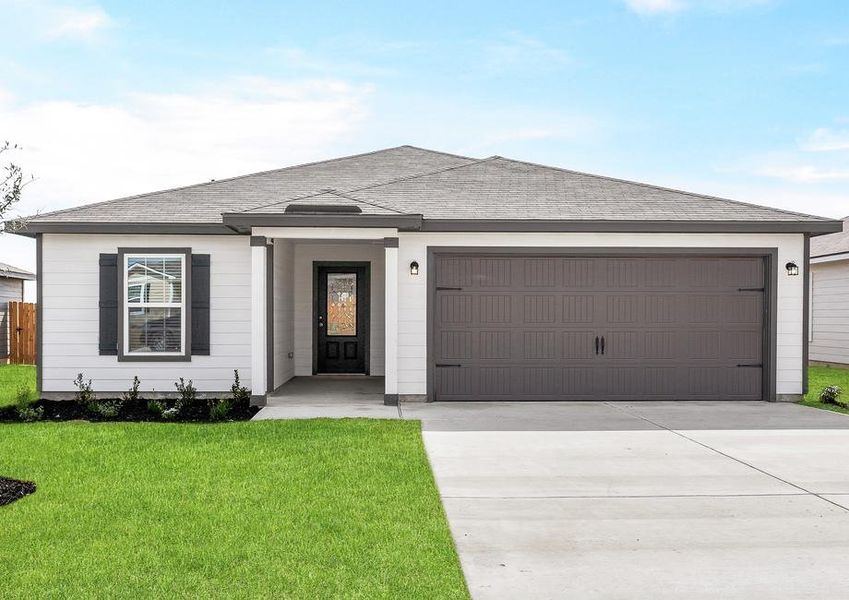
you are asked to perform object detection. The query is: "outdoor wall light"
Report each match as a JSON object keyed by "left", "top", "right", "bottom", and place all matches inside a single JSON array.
[
  {"left": 410, "top": 261, "right": 419, "bottom": 276},
  {"left": 785, "top": 261, "right": 799, "bottom": 276}
]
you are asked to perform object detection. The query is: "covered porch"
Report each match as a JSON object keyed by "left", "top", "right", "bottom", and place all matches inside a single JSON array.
[{"left": 249, "top": 227, "right": 401, "bottom": 406}]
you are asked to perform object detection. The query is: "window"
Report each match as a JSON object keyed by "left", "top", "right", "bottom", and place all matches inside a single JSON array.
[
  {"left": 326, "top": 272, "right": 357, "bottom": 336},
  {"left": 123, "top": 253, "right": 186, "bottom": 356}
]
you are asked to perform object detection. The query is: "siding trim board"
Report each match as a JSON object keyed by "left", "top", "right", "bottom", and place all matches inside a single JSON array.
[
  {"left": 426, "top": 246, "right": 778, "bottom": 403},
  {"left": 803, "top": 234, "right": 810, "bottom": 394},
  {"left": 36, "top": 234, "right": 43, "bottom": 395}
]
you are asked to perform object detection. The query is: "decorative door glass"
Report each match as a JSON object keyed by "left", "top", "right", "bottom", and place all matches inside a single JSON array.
[{"left": 327, "top": 273, "right": 357, "bottom": 336}]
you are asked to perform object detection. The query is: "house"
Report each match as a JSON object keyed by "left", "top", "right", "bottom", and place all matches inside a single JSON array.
[
  {"left": 0, "top": 262, "right": 35, "bottom": 362},
  {"left": 16, "top": 146, "right": 842, "bottom": 404},
  {"left": 810, "top": 216, "right": 849, "bottom": 366}
]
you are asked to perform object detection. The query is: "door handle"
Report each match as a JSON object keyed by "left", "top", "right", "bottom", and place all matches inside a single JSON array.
[
  {"left": 595, "top": 336, "right": 599, "bottom": 355},
  {"left": 600, "top": 336, "right": 605, "bottom": 355},
  {"left": 318, "top": 315, "right": 324, "bottom": 329}
]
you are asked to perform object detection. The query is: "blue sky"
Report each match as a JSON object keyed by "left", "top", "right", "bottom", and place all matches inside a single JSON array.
[{"left": 2, "top": 0, "right": 848, "bottom": 283}]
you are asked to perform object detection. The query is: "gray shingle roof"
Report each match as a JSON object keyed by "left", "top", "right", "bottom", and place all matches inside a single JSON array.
[
  {"left": 0, "top": 262, "right": 35, "bottom": 280},
  {"left": 811, "top": 216, "right": 849, "bottom": 257},
  {"left": 31, "top": 146, "right": 474, "bottom": 224},
  {"left": 27, "top": 145, "right": 833, "bottom": 226}
]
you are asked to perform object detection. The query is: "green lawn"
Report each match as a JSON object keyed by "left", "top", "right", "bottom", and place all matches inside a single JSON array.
[
  {"left": 0, "top": 364, "right": 36, "bottom": 407},
  {"left": 0, "top": 420, "right": 468, "bottom": 599},
  {"left": 802, "top": 364, "right": 849, "bottom": 415}
]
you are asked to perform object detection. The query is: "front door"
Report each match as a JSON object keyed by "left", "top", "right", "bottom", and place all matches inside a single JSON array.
[{"left": 315, "top": 263, "right": 369, "bottom": 373}]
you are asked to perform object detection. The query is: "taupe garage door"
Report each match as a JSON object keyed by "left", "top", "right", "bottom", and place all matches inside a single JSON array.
[{"left": 432, "top": 254, "right": 765, "bottom": 401}]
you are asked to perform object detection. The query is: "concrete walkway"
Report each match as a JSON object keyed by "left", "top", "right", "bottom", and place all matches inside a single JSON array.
[
  {"left": 254, "top": 392, "right": 849, "bottom": 597},
  {"left": 421, "top": 402, "right": 849, "bottom": 599}
]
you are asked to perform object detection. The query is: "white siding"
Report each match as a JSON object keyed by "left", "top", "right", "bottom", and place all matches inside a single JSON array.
[
  {"left": 273, "top": 239, "right": 295, "bottom": 388},
  {"left": 810, "top": 259, "right": 849, "bottom": 365},
  {"left": 293, "top": 242, "right": 385, "bottom": 376},
  {"left": 41, "top": 234, "right": 252, "bottom": 393},
  {"left": 396, "top": 232, "right": 806, "bottom": 396}
]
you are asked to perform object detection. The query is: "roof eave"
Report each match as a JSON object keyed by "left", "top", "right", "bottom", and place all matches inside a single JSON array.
[
  {"left": 11, "top": 222, "right": 238, "bottom": 237},
  {"left": 419, "top": 219, "right": 844, "bottom": 235},
  {"left": 222, "top": 213, "right": 425, "bottom": 233}
]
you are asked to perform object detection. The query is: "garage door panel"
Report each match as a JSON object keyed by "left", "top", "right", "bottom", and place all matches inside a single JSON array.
[{"left": 433, "top": 255, "right": 765, "bottom": 401}]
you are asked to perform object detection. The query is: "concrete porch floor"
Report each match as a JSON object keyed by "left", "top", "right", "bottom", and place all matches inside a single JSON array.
[{"left": 253, "top": 376, "right": 399, "bottom": 420}]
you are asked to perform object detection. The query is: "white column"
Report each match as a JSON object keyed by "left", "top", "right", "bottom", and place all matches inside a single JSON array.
[
  {"left": 384, "top": 238, "right": 399, "bottom": 405},
  {"left": 250, "top": 238, "right": 268, "bottom": 401}
]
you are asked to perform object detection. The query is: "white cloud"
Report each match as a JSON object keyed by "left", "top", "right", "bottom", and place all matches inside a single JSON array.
[
  {"left": 1, "top": 1, "right": 114, "bottom": 41},
  {"left": 623, "top": 0, "right": 770, "bottom": 15},
  {"left": 624, "top": 0, "right": 684, "bottom": 14},
  {"left": 44, "top": 5, "right": 112, "bottom": 39},
  {"left": 756, "top": 165, "right": 849, "bottom": 183},
  {"left": 0, "top": 77, "right": 372, "bottom": 220},
  {"left": 800, "top": 127, "right": 849, "bottom": 152},
  {"left": 482, "top": 33, "right": 572, "bottom": 73}
]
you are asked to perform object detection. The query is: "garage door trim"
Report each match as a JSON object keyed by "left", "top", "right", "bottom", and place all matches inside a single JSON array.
[{"left": 426, "top": 247, "right": 778, "bottom": 402}]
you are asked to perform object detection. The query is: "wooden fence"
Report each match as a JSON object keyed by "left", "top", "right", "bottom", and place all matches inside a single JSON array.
[{"left": 9, "top": 301, "right": 36, "bottom": 364}]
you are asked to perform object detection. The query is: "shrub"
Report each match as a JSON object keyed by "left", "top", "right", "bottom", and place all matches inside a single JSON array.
[
  {"left": 14, "top": 387, "right": 42, "bottom": 422},
  {"left": 174, "top": 378, "right": 197, "bottom": 416},
  {"left": 122, "top": 376, "right": 141, "bottom": 403},
  {"left": 89, "top": 400, "right": 121, "bottom": 419},
  {"left": 162, "top": 407, "right": 179, "bottom": 420},
  {"left": 72, "top": 373, "right": 96, "bottom": 407},
  {"left": 820, "top": 385, "right": 846, "bottom": 408},
  {"left": 231, "top": 369, "right": 249, "bottom": 404},
  {"left": 208, "top": 398, "right": 232, "bottom": 421},
  {"left": 147, "top": 399, "right": 165, "bottom": 418}
]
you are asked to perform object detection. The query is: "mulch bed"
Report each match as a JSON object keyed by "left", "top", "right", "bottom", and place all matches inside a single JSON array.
[
  {"left": 0, "top": 476, "right": 36, "bottom": 507},
  {"left": 0, "top": 398, "right": 260, "bottom": 423}
]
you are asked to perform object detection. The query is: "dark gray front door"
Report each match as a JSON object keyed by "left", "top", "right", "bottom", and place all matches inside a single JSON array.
[
  {"left": 433, "top": 255, "right": 765, "bottom": 401},
  {"left": 315, "top": 263, "right": 369, "bottom": 374}
]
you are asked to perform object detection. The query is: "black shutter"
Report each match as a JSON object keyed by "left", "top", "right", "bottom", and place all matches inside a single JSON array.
[
  {"left": 191, "top": 254, "right": 211, "bottom": 355},
  {"left": 98, "top": 254, "right": 119, "bottom": 355}
]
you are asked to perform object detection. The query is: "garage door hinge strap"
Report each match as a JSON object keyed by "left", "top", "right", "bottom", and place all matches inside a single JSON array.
[
  {"left": 736, "top": 363, "right": 763, "bottom": 368},
  {"left": 436, "top": 286, "right": 464, "bottom": 291},
  {"left": 737, "top": 287, "right": 765, "bottom": 292},
  {"left": 436, "top": 363, "right": 463, "bottom": 368}
]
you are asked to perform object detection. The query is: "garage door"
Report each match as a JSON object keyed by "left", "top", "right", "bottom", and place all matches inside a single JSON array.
[{"left": 432, "top": 254, "right": 765, "bottom": 401}]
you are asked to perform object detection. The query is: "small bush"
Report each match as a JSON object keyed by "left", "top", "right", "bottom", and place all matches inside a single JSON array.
[
  {"left": 89, "top": 400, "right": 121, "bottom": 419},
  {"left": 122, "top": 376, "right": 141, "bottom": 403},
  {"left": 147, "top": 399, "right": 165, "bottom": 418},
  {"left": 14, "top": 387, "right": 42, "bottom": 422},
  {"left": 72, "top": 373, "right": 96, "bottom": 406},
  {"left": 208, "top": 398, "right": 232, "bottom": 421},
  {"left": 162, "top": 407, "right": 179, "bottom": 420},
  {"left": 174, "top": 378, "right": 197, "bottom": 416},
  {"left": 820, "top": 385, "right": 846, "bottom": 408},
  {"left": 231, "top": 370, "right": 249, "bottom": 404}
]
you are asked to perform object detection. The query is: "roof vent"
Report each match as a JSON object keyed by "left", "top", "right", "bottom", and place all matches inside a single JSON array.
[{"left": 284, "top": 204, "right": 362, "bottom": 214}]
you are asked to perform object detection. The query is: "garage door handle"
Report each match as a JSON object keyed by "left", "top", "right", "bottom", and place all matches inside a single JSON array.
[
  {"left": 736, "top": 363, "right": 763, "bottom": 368},
  {"left": 594, "top": 336, "right": 599, "bottom": 355},
  {"left": 738, "top": 287, "right": 765, "bottom": 292},
  {"left": 600, "top": 336, "right": 605, "bottom": 355},
  {"left": 436, "top": 363, "right": 463, "bottom": 368},
  {"left": 436, "top": 287, "right": 464, "bottom": 291}
]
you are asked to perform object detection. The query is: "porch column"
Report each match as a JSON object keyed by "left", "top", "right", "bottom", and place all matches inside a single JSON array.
[
  {"left": 250, "top": 236, "right": 268, "bottom": 404},
  {"left": 384, "top": 237, "right": 399, "bottom": 405}
]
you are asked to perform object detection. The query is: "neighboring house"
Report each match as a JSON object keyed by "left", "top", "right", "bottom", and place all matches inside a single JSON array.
[
  {"left": 16, "top": 146, "right": 842, "bottom": 403},
  {"left": 810, "top": 216, "right": 849, "bottom": 366},
  {"left": 0, "top": 262, "right": 35, "bottom": 362}
]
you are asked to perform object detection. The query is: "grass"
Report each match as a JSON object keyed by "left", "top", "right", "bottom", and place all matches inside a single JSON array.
[
  {"left": 0, "top": 420, "right": 468, "bottom": 599},
  {"left": 802, "top": 364, "right": 849, "bottom": 415},
  {"left": 0, "top": 364, "right": 36, "bottom": 407}
]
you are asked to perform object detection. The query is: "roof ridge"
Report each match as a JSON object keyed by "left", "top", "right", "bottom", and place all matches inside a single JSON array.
[
  {"left": 242, "top": 156, "right": 496, "bottom": 214},
  {"left": 488, "top": 156, "right": 831, "bottom": 222},
  {"left": 34, "top": 145, "right": 467, "bottom": 221}
]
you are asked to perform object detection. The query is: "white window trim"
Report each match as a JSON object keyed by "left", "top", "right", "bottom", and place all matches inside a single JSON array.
[{"left": 123, "top": 253, "right": 186, "bottom": 357}]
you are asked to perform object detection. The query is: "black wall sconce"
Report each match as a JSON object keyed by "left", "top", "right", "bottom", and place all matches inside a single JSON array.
[
  {"left": 785, "top": 261, "right": 799, "bottom": 276},
  {"left": 410, "top": 261, "right": 419, "bottom": 276}
]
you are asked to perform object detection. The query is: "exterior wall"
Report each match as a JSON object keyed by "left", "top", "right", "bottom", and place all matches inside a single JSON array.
[
  {"left": 41, "top": 234, "right": 252, "bottom": 393},
  {"left": 810, "top": 258, "right": 849, "bottom": 365},
  {"left": 273, "top": 239, "right": 295, "bottom": 388},
  {"left": 396, "top": 232, "right": 806, "bottom": 397},
  {"left": 0, "top": 277, "right": 24, "bottom": 359},
  {"left": 293, "top": 242, "right": 385, "bottom": 376}
]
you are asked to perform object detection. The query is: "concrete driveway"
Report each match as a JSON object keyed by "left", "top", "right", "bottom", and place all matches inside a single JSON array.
[{"left": 411, "top": 402, "right": 849, "bottom": 599}]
